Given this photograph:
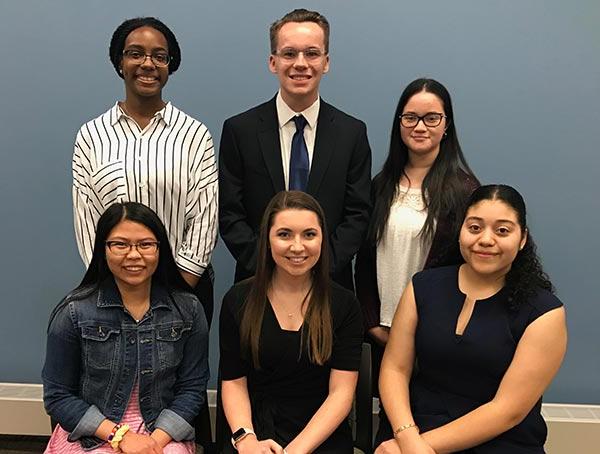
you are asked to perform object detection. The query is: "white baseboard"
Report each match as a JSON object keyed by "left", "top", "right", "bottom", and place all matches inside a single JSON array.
[{"left": 2, "top": 383, "right": 599, "bottom": 453}]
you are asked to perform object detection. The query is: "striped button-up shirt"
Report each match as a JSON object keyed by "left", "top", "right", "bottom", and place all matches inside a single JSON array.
[{"left": 73, "top": 102, "right": 218, "bottom": 276}]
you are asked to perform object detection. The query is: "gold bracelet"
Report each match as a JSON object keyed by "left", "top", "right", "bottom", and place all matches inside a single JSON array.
[
  {"left": 393, "top": 422, "right": 419, "bottom": 437},
  {"left": 110, "top": 423, "right": 130, "bottom": 451}
]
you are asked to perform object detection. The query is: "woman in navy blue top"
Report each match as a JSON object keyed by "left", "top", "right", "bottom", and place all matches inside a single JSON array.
[{"left": 376, "top": 185, "right": 567, "bottom": 453}]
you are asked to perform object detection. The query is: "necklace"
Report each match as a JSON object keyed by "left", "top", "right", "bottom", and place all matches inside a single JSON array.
[{"left": 270, "top": 285, "right": 311, "bottom": 318}]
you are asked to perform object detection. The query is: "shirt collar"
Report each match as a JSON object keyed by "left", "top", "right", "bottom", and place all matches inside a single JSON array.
[
  {"left": 276, "top": 91, "right": 320, "bottom": 129},
  {"left": 97, "top": 277, "right": 172, "bottom": 310},
  {"left": 110, "top": 101, "right": 174, "bottom": 127}
]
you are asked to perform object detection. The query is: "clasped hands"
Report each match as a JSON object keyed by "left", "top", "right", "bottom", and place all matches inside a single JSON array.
[
  {"left": 114, "top": 431, "right": 166, "bottom": 454},
  {"left": 236, "top": 434, "right": 296, "bottom": 454},
  {"left": 375, "top": 436, "right": 436, "bottom": 454}
]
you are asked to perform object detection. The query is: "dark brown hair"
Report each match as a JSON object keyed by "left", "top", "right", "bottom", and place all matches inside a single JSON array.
[
  {"left": 368, "top": 78, "right": 478, "bottom": 247},
  {"left": 240, "top": 191, "right": 332, "bottom": 368},
  {"left": 269, "top": 8, "right": 330, "bottom": 54},
  {"left": 462, "top": 184, "right": 553, "bottom": 309}
]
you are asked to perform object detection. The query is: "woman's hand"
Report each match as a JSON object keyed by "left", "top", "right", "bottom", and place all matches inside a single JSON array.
[
  {"left": 375, "top": 436, "right": 436, "bottom": 454},
  {"left": 368, "top": 326, "right": 390, "bottom": 346},
  {"left": 397, "top": 433, "right": 436, "bottom": 454},
  {"left": 236, "top": 434, "right": 284, "bottom": 453},
  {"left": 118, "top": 431, "right": 163, "bottom": 454},
  {"left": 375, "top": 439, "right": 402, "bottom": 453}
]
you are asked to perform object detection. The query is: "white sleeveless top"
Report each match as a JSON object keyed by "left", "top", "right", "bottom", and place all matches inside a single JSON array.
[{"left": 376, "top": 186, "right": 433, "bottom": 326}]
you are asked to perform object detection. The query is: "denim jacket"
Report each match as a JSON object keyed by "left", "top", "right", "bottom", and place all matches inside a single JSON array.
[{"left": 42, "top": 278, "right": 209, "bottom": 450}]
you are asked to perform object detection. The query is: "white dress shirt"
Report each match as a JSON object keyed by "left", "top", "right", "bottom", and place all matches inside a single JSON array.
[
  {"left": 275, "top": 91, "right": 320, "bottom": 189},
  {"left": 72, "top": 102, "right": 218, "bottom": 276}
]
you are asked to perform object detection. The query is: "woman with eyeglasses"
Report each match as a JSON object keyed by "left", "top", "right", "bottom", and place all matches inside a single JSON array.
[
  {"left": 375, "top": 185, "right": 567, "bottom": 453},
  {"left": 219, "top": 191, "right": 363, "bottom": 453},
  {"left": 43, "top": 202, "right": 209, "bottom": 454},
  {"left": 355, "top": 78, "right": 479, "bottom": 389},
  {"left": 72, "top": 17, "right": 217, "bottom": 328}
]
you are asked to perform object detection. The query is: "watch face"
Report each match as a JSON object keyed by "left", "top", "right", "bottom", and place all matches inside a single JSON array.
[{"left": 232, "top": 428, "right": 247, "bottom": 440}]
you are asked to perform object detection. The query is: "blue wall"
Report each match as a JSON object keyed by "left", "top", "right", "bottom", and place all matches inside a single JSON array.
[{"left": 0, "top": 0, "right": 598, "bottom": 403}]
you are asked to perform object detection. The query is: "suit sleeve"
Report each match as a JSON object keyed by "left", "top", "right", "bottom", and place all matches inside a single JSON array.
[
  {"left": 328, "top": 121, "right": 372, "bottom": 275},
  {"left": 218, "top": 119, "right": 259, "bottom": 275},
  {"left": 354, "top": 243, "right": 381, "bottom": 330}
]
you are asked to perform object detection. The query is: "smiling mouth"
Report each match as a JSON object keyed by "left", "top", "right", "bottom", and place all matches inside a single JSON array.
[
  {"left": 286, "top": 256, "right": 308, "bottom": 264},
  {"left": 136, "top": 75, "right": 158, "bottom": 83},
  {"left": 290, "top": 75, "right": 311, "bottom": 80},
  {"left": 123, "top": 266, "right": 145, "bottom": 271},
  {"left": 473, "top": 251, "right": 497, "bottom": 258}
]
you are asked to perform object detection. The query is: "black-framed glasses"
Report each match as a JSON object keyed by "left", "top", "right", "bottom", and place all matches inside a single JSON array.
[
  {"left": 122, "top": 50, "right": 170, "bottom": 67},
  {"left": 273, "top": 47, "right": 327, "bottom": 61},
  {"left": 399, "top": 112, "right": 446, "bottom": 128},
  {"left": 106, "top": 241, "right": 160, "bottom": 256}
]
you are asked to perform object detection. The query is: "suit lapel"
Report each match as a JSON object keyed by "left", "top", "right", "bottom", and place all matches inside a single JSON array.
[
  {"left": 307, "top": 100, "right": 336, "bottom": 194},
  {"left": 258, "top": 98, "right": 286, "bottom": 193}
]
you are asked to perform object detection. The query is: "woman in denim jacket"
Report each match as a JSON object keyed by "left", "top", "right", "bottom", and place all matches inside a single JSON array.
[{"left": 43, "top": 202, "right": 209, "bottom": 454}]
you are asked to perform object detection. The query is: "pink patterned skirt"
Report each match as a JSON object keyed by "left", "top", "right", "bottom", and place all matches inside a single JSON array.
[{"left": 44, "top": 385, "right": 195, "bottom": 453}]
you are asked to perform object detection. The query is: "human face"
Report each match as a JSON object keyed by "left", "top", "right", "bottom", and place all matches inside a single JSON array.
[
  {"left": 459, "top": 199, "right": 527, "bottom": 279},
  {"left": 400, "top": 90, "right": 447, "bottom": 159},
  {"left": 269, "top": 209, "right": 323, "bottom": 281},
  {"left": 105, "top": 219, "right": 159, "bottom": 291},
  {"left": 120, "top": 26, "right": 169, "bottom": 101},
  {"left": 269, "top": 22, "right": 330, "bottom": 111}
]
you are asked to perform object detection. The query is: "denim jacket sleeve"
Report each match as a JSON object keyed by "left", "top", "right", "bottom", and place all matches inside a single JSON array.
[
  {"left": 154, "top": 295, "right": 210, "bottom": 440},
  {"left": 42, "top": 300, "right": 106, "bottom": 438}
]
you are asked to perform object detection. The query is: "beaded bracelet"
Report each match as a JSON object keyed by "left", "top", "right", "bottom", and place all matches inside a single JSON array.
[
  {"left": 393, "top": 422, "right": 419, "bottom": 437},
  {"left": 109, "top": 423, "right": 130, "bottom": 451},
  {"left": 107, "top": 423, "right": 121, "bottom": 443}
]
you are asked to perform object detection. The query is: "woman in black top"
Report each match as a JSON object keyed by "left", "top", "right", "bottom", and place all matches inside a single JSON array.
[
  {"left": 219, "top": 191, "right": 363, "bottom": 453},
  {"left": 376, "top": 185, "right": 567, "bottom": 453}
]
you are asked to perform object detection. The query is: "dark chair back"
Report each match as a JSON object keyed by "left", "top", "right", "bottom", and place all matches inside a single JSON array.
[{"left": 354, "top": 342, "right": 373, "bottom": 453}]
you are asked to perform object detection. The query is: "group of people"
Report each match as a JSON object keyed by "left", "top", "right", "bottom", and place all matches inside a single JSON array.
[{"left": 41, "top": 7, "right": 567, "bottom": 454}]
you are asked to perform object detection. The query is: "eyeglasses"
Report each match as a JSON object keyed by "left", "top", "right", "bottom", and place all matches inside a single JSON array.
[
  {"left": 273, "top": 47, "right": 327, "bottom": 61},
  {"left": 122, "top": 50, "right": 170, "bottom": 67},
  {"left": 106, "top": 240, "right": 160, "bottom": 256},
  {"left": 399, "top": 112, "right": 446, "bottom": 128}
]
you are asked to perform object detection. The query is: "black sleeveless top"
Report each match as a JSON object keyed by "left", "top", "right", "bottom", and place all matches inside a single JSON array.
[{"left": 409, "top": 265, "right": 562, "bottom": 453}]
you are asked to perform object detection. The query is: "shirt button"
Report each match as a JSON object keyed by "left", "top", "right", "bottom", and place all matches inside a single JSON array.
[{"left": 129, "top": 338, "right": 135, "bottom": 344}]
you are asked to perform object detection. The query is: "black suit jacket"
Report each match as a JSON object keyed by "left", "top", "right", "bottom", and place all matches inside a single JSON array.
[{"left": 219, "top": 97, "right": 371, "bottom": 289}]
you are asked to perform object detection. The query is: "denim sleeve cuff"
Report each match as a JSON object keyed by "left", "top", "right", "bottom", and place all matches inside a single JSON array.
[
  {"left": 155, "top": 408, "right": 195, "bottom": 441},
  {"left": 67, "top": 405, "right": 105, "bottom": 441}
]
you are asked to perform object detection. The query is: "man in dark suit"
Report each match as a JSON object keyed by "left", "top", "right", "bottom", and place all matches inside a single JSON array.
[{"left": 219, "top": 8, "right": 371, "bottom": 290}]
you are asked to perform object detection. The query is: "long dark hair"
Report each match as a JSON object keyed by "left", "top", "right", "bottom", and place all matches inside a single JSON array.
[
  {"left": 368, "top": 78, "right": 477, "bottom": 246},
  {"left": 240, "top": 191, "right": 332, "bottom": 368},
  {"left": 72, "top": 202, "right": 189, "bottom": 299},
  {"left": 462, "top": 184, "right": 554, "bottom": 308}
]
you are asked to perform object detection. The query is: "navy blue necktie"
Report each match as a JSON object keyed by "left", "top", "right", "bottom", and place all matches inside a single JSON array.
[{"left": 289, "top": 115, "right": 309, "bottom": 191}]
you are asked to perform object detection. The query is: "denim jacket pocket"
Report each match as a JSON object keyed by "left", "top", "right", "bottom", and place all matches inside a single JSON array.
[
  {"left": 156, "top": 321, "right": 192, "bottom": 370},
  {"left": 81, "top": 324, "right": 121, "bottom": 369}
]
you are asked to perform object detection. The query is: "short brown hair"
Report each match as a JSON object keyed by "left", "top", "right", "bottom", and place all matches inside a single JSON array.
[{"left": 269, "top": 8, "right": 330, "bottom": 54}]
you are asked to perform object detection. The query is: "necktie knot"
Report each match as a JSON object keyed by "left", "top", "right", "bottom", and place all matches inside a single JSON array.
[{"left": 293, "top": 115, "right": 307, "bottom": 132}]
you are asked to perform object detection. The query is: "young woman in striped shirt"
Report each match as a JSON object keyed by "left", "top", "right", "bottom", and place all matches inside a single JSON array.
[{"left": 72, "top": 17, "right": 218, "bottom": 325}]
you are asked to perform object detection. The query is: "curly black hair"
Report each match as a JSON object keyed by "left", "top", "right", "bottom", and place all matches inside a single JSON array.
[
  {"left": 469, "top": 184, "right": 553, "bottom": 309},
  {"left": 109, "top": 17, "right": 181, "bottom": 79}
]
